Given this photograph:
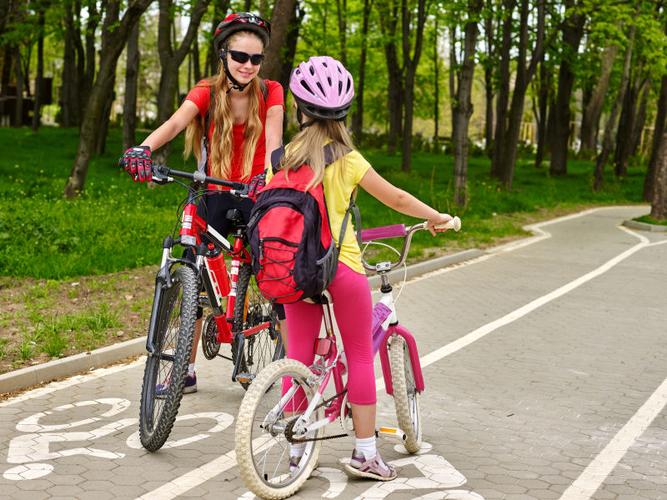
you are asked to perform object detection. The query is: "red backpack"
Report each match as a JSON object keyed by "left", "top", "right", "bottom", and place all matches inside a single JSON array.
[{"left": 247, "top": 145, "right": 356, "bottom": 304}]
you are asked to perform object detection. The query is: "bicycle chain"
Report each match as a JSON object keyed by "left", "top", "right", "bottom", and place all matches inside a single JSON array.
[{"left": 284, "top": 389, "right": 349, "bottom": 443}]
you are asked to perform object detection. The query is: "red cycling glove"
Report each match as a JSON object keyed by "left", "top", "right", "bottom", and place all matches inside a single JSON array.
[
  {"left": 247, "top": 173, "right": 266, "bottom": 202},
  {"left": 120, "top": 146, "right": 152, "bottom": 182}
]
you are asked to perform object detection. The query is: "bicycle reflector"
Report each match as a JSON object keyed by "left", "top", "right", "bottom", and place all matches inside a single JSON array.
[{"left": 180, "top": 204, "right": 198, "bottom": 246}]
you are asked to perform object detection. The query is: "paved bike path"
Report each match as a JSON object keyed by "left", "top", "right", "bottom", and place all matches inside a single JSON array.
[{"left": 1, "top": 206, "right": 665, "bottom": 499}]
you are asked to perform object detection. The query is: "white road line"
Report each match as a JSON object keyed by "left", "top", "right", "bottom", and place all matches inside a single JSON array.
[
  {"left": 0, "top": 360, "right": 144, "bottom": 408},
  {"left": 419, "top": 237, "right": 649, "bottom": 369},
  {"left": 136, "top": 434, "right": 274, "bottom": 500},
  {"left": 559, "top": 376, "right": 667, "bottom": 500}
]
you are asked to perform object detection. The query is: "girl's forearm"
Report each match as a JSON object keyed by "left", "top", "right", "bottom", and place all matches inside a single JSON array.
[
  {"left": 391, "top": 189, "right": 440, "bottom": 221},
  {"left": 140, "top": 120, "right": 181, "bottom": 151}
]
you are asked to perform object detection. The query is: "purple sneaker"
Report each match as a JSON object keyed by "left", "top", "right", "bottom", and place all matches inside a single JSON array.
[
  {"left": 344, "top": 450, "right": 397, "bottom": 481},
  {"left": 156, "top": 372, "right": 197, "bottom": 397}
]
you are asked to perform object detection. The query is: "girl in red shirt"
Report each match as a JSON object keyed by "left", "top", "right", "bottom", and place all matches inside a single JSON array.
[{"left": 121, "top": 12, "right": 285, "bottom": 393}]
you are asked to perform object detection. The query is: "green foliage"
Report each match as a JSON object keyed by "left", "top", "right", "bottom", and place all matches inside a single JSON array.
[{"left": 0, "top": 126, "right": 646, "bottom": 279}]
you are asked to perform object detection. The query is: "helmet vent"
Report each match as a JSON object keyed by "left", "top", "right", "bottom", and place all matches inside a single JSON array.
[
  {"left": 300, "top": 81, "right": 313, "bottom": 94},
  {"left": 338, "top": 81, "right": 343, "bottom": 95},
  {"left": 316, "top": 82, "right": 325, "bottom": 94}
]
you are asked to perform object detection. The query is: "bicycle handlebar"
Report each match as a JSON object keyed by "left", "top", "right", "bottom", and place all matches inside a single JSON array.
[
  {"left": 151, "top": 164, "right": 249, "bottom": 196},
  {"left": 361, "top": 216, "right": 461, "bottom": 272}
]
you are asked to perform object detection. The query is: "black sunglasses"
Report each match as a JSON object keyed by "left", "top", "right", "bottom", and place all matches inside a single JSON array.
[{"left": 223, "top": 49, "right": 265, "bottom": 66}]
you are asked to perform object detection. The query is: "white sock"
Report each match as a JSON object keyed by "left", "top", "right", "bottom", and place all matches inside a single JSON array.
[
  {"left": 290, "top": 442, "right": 306, "bottom": 458},
  {"left": 355, "top": 436, "right": 377, "bottom": 460},
  {"left": 188, "top": 363, "right": 196, "bottom": 376}
]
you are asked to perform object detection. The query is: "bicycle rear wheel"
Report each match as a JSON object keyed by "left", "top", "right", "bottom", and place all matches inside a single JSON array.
[
  {"left": 139, "top": 265, "right": 198, "bottom": 452},
  {"left": 388, "top": 334, "right": 423, "bottom": 453},
  {"left": 233, "top": 263, "right": 284, "bottom": 389},
  {"left": 235, "top": 358, "right": 322, "bottom": 499}
]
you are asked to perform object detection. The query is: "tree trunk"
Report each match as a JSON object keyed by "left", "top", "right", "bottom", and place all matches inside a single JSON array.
[
  {"left": 495, "top": 0, "right": 545, "bottom": 189},
  {"left": 14, "top": 47, "right": 22, "bottom": 127},
  {"left": 377, "top": 0, "right": 403, "bottom": 153},
  {"left": 192, "top": 37, "right": 201, "bottom": 83},
  {"left": 548, "top": 0, "right": 585, "bottom": 176},
  {"left": 61, "top": 2, "right": 81, "bottom": 126},
  {"left": 335, "top": 0, "right": 347, "bottom": 66},
  {"left": 650, "top": 131, "right": 667, "bottom": 220},
  {"left": 155, "top": 0, "right": 210, "bottom": 163},
  {"left": 207, "top": 1, "right": 231, "bottom": 76},
  {"left": 644, "top": 75, "right": 667, "bottom": 201},
  {"left": 593, "top": 26, "right": 635, "bottom": 191},
  {"left": 351, "top": 0, "right": 371, "bottom": 142},
  {"left": 432, "top": 16, "right": 440, "bottom": 144},
  {"left": 1, "top": 46, "right": 12, "bottom": 96},
  {"left": 579, "top": 46, "right": 618, "bottom": 158},
  {"left": 534, "top": 57, "right": 551, "bottom": 168},
  {"left": 261, "top": 0, "right": 299, "bottom": 81},
  {"left": 400, "top": 0, "right": 428, "bottom": 172},
  {"left": 490, "top": 0, "right": 514, "bottom": 179},
  {"left": 32, "top": 5, "right": 46, "bottom": 132},
  {"left": 95, "top": 72, "right": 116, "bottom": 155},
  {"left": 483, "top": 10, "right": 495, "bottom": 155},
  {"left": 276, "top": 3, "right": 303, "bottom": 92},
  {"left": 64, "top": 0, "right": 154, "bottom": 198},
  {"left": 123, "top": 20, "right": 140, "bottom": 150},
  {"left": 629, "top": 82, "right": 648, "bottom": 157},
  {"left": 452, "top": 0, "right": 482, "bottom": 206},
  {"left": 613, "top": 76, "right": 639, "bottom": 177},
  {"left": 80, "top": 0, "right": 100, "bottom": 119}
]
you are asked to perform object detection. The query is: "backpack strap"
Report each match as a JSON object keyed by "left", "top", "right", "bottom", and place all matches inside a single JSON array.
[{"left": 320, "top": 143, "right": 362, "bottom": 252}]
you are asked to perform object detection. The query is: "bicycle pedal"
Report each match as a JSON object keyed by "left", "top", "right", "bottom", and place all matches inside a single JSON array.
[
  {"left": 236, "top": 373, "right": 255, "bottom": 384},
  {"left": 377, "top": 426, "right": 406, "bottom": 441}
]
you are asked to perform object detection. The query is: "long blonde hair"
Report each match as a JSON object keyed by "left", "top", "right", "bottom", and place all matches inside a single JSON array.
[
  {"left": 184, "top": 32, "right": 264, "bottom": 181},
  {"left": 281, "top": 120, "right": 355, "bottom": 190}
]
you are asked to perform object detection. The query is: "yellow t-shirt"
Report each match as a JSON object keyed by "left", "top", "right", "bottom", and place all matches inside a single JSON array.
[
  {"left": 322, "top": 150, "right": 370, "bottom": 274},
  {"left": 266, "top": 147, "right": 371, "bottom": 274}
]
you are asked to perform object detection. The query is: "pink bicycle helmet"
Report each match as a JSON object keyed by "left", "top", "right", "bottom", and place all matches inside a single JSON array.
[{"left": 289, "top": 56, "right": 354, "bottom": 121}]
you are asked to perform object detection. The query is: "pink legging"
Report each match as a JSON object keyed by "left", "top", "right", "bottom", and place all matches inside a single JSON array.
[{"left": 282, "top": 262, "right": 376, "bottom": 406}]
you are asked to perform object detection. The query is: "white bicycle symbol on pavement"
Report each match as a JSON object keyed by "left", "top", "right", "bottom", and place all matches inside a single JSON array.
[{"left": 3, "top": 398, "right": 483, "bottom": 499}]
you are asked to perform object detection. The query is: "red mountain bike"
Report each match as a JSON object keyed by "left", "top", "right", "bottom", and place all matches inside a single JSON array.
[{"left": 138, "top": 165, "right": 284, "bottom": 452}]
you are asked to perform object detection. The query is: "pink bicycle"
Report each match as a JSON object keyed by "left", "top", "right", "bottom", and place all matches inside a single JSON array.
[{"left": 234, "top": 216, "right": 461, "bottom": 499}]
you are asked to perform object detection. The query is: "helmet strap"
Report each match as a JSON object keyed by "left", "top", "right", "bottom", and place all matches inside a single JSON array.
[{"left": 297, "top": 108, "right": 314, "bottom": 130}]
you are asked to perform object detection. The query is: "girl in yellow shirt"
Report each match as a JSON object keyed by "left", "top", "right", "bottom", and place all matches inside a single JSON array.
[{"left": 281, "top": 56, "right": 453, "bottom": 481}]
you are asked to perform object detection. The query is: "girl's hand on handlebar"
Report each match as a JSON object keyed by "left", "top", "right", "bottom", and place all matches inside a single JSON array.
[
  {"left": 426, "top": 213, "right": 456, "bottom": 236},
  {"left": 120, "top": 145, "right": 152, "bottom": 182}
]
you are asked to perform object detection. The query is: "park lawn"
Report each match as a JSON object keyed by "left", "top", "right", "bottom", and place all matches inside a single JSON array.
[{"left": 0, "top": 126, "right": 648, "bottom": 374}]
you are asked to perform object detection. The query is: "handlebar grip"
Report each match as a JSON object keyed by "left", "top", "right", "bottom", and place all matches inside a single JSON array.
[
  {"left": 435, "top": 216, "right": 461, "bottom": 232},
  {"left": 360, "top": 224, "right": 407, "bottom": 243}
]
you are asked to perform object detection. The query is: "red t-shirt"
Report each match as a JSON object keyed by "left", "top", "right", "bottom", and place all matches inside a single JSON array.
[{"left": 185, "top": 79, "right": 284, "bottom": 185}]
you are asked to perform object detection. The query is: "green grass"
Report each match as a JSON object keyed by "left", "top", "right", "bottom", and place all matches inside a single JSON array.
[
  {"left": 27, "top": 305, "right": 121, "bottom": 357},
  {"left": 0, "top": 126, "right": 647, "bottom": 279},
  {"left": 635, "top": 214, "right": 667, "bottom": 226}
]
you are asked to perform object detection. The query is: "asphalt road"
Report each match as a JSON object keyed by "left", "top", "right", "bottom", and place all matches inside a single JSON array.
[{"left": 1, "top": 206, "right": 665, "bottom": 500}]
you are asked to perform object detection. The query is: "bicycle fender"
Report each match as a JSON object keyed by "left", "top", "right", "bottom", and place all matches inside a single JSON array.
[{"left": 380, "top": 325, "right": 425, "bottom": 395}]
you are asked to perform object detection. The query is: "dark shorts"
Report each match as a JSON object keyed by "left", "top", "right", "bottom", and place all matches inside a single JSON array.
[{"left": 187, "top": 192, "right": 285, "bottom": 321}]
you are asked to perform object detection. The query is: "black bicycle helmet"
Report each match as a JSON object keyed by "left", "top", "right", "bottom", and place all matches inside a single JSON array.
[{"left": 213, "top": 12, "right": 271, "bottom": 53}]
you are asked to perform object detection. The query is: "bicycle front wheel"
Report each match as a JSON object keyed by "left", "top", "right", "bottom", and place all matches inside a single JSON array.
[
  {"left": 388, "top": 334, "right": 423, "bottom": 453},
  {"left": 139, "top": 265, "right": 198, "bottom": 452},
  {"left": 235, "top": 358, "right": 322, "bottom": 500},
  {"left": 233, "top": 263, "right": 284, "bottom": 389}
]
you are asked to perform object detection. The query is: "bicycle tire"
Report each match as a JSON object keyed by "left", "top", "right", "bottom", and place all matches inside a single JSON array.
[
  {"left": 235, "top": 358, "right": 322, "bottom": 499},
  {"left": 139, "top": 265, "right": 198, "bottom": 452},
  {"left": 232, "top": 263, "right": 284, "bottom": 390},
  {"left": 388, "top": 334, "right": 423, "bottom": 453}
]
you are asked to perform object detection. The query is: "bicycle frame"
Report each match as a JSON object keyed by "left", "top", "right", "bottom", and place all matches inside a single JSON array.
[{"left": 145, "top": 166, "right": 270, "bottom": 376}]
